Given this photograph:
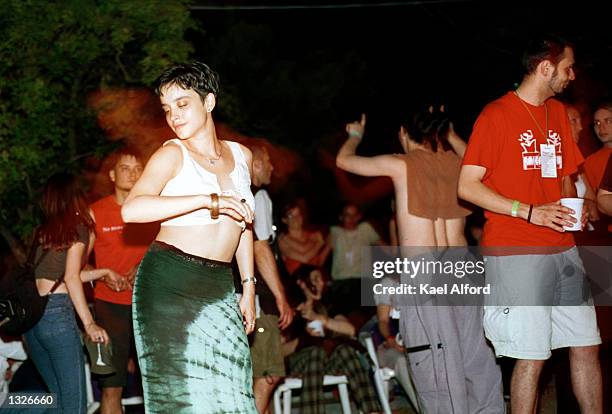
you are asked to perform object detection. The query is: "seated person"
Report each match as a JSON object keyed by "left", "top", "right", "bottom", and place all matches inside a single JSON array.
[
  {"left": 281, "top": 265, "right": 381, "bottom": 414},
  {"left": 278, "top": 201, "right": 329, "bottom": 276}
]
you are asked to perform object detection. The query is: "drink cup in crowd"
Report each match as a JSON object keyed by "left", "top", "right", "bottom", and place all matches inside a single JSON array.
[
  {"left": 86, "top": 338, "right": 115, "bottom": 375},
  {"left": 307, "top": 320, "right": 325, "bottom": 337},
  {"left": 560, "top": 198, "right": 584, "bottom": 231}
]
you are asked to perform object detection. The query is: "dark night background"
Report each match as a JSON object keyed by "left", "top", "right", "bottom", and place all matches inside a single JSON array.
[
  {"left": 190, "top": 0, "right": 611, "bottom": 227},
  {"left": 0, "top": 0, "right": 610, "bottom": 252}
]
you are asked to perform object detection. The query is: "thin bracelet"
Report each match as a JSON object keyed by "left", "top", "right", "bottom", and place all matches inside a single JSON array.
[
  {"left": 527, "top": 204, "right": 534, "bottom": 223},
  {"left": 210, "top": 193, "right": 219, "bottom": 219},
  {"left": 241, "top": 276, "right": 257, "bottom": 285}
]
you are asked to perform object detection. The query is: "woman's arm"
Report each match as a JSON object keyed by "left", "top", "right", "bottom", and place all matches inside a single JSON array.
[
  {"left": 80, "top": 267, "right": 128, "bottom": 291},
  {"left": 63, "top": 242, "right": 109, "bottom": 343},
  {"left": 336, "top": 114, "right": 404, "bottom": 178},
  {"left": 121, "top": 144, "right": 252, "bottom": 224},
  {"left": 235, "top": 228, "right": 256, "bottom": 335},
  {"left": 447, "top": 123, "right": 467, "bottom": 158},
  {"left": 313, "top": 232, "right": 331, "bottom": 266},
  {"left": 322, "top": 314, "right": 355, "bottom": 337}
]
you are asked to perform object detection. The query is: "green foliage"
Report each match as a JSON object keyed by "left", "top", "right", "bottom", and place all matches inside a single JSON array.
[{"left": 0, "top": 0, "right": 195, "bottom": 243}]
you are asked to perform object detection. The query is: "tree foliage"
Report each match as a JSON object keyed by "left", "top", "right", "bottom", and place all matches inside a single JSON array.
[{"left": 0, "top": 0, "right": 195, "bottom": 254}]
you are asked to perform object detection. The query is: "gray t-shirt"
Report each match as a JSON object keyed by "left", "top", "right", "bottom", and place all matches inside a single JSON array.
[{"left": 35, "top": 224, "right": 89, "bottom": 281}]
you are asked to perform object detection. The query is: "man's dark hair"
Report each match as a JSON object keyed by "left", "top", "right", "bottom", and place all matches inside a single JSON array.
[
  {"left": 154, "top": 61, "right": 220, "bottom": 104},
  {"left": 401, "top": 106, "right": 452, "bottom": 153},
  {"left": 105, "top": 145, "right": 144, "bottom": 172},
  {"left": 522, "top": 34, "right": 573, "bottom": 75}
]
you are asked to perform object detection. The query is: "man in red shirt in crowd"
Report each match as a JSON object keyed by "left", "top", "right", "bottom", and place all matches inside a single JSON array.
[
  {"left": 89, "top": 147, "right": 157, "bottom": 414},
  {"left": 585, "top": 100, "right": 612, "bottom": 192},
  {"left": 459, "top": 34, "right": 602, "bottom": 413}
]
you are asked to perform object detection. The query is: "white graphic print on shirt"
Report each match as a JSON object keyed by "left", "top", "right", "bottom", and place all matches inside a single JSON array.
[{"left": 518, "top": 129, "right": 563, "bottom": 170}]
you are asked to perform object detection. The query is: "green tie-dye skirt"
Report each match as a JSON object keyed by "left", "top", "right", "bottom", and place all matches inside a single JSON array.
[{"left": 133, "top": 241, "right": 257, "bottom": 413}]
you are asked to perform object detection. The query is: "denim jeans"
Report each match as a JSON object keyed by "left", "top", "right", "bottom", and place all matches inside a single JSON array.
[{"left": 24, "top": 294, "right": 86, "bottom": 413}]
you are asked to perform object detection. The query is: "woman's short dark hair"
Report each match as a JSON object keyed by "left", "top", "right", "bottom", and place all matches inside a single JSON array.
[
  {"left": 522, "top": 34, "right": 573, "bottom": 76},
  {"left": 154, "top": 61, "right": 220, "bottom": 104}
]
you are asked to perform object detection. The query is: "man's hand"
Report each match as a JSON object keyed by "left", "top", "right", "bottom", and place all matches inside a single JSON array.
[
  {"left": 345, "top": 113, "right": 366, "bottom": 139},
  {"left": 104, "top": 269, "right": 128, "bottom": 292},
  {"left": 125, "top": 264, "right": 139, "bottom": 288},
  {"left": 383, "top": 336, "right": 404, "bottom": 353},
  {"left": 276, "top": 296, "right": 295, "bottom": 330},
  {"left": 529, "top": 201, "right": 577, "bottom": 232}
]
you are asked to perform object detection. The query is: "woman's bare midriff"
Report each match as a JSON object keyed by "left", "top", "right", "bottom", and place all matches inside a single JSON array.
[{"left": 157, "top": 218, "right": 244, "bottom": 262}]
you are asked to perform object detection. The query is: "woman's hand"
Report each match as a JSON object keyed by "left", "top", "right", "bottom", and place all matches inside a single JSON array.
[
  {"left": 85, "top": 322, "right": 110, "bottom": 344},
  {"left": 104, "top": 269, "right": 128, "bottom": 292},
  {"left": 239, "top": 294, "right": 256, "bottom": 335},
  {"left": 218, "top": 194, "right": 254, "bottom": 223},
  {"left": 296, "top": 300, "right": 321, "bottom": 322},
  {"left": 297, "top": 280, "right": 321, "bottom": 301},
  {"left": 345, "top": 113, "right": 366, "bottom": 139}
]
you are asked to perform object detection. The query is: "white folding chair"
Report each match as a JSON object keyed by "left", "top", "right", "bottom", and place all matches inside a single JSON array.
[
  {"left": 273, "top": 374, "right": 352, "bottom": 414},
  {"left": 362, "top": 333, "right": 420, "bottom": 414},
  {"left": 84, "top": 361, "right": 144, "bottom": 414}
]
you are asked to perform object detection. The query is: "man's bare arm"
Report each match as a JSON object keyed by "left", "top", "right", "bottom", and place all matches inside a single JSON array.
[
  {"left": 458, "top": 164, "right": 576, "bottom": 232},
  {"left": 336, "top": 113, "right": 403, "bottom": 178},
  {"left": 253, "top": 240, "right": 294, "bottom": 329}
]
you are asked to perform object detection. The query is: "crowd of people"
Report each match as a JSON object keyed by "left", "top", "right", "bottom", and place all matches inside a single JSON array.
[{"left": 2, "top": 33, "right": 612, "bottom": 414}]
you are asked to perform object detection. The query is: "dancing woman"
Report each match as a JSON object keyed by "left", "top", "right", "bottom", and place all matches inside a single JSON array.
[{"left": 122, "top": 62, "right": 257, "bottom": 413}]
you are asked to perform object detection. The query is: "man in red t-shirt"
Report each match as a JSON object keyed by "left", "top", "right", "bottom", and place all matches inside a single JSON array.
[
  {"left": 585, "top": 101, "right": 612, "bottom": 191},
  {"left": 459, "top": 35, "right": 602, "bottom": 413},
  {"left": 89, "top": 147, "right": 157, "bottom": 414}
]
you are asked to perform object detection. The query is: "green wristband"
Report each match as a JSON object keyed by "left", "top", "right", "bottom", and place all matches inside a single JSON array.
[
  {"left": 511, "top": 200, "right": 520, "bottom": 217},
  {"left": 348, "top": 130, "right": 363, "bottom": 139}
]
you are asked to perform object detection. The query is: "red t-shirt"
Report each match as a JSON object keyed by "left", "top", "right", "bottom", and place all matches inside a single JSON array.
[
  {"left": 90, "top": 196, "right": 158, "bottom": 305},
  {"left": 463, "top": 92, "right": 583, "bottom": 247},
  {"left": 583, "top": 147, "right": 612, "bottom": 190}
]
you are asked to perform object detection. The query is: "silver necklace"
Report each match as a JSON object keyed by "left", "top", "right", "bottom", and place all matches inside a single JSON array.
[{"left": 206, "top": 152, "right": 222, "bottom": 165}]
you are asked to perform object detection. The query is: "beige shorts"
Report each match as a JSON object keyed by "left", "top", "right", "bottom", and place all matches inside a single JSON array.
[
  {"left": 250, "top": 314, "right": 286, "bottom": 377},
  {"left": 484, "top": 247, "right": 601, "bottom": 360}
]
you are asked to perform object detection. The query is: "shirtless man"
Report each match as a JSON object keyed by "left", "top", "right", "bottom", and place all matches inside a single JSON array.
[{"left": 336, "top": 111, "right": 504, "bottom": 413}]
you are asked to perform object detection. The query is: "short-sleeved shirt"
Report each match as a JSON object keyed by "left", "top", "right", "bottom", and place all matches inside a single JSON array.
[
  {"left": 463, "top": 92, "right": 583, "bottom": 247},
  {"left": 35, "top": 224, "right": 89, "bottom": 281},
  {"left": 600, "top": 156, "right": 612, "bottom": 192},
  {"left": 90, "top": 195, "right": 157, "bottom": 305},
  {"left": 254, "top": 189, "right": 275, "bottom": 242},
  {"left": 584, "top": 147, "right": 612, "bottom": 190},
  {"left": 330, "top": 222, "right": 381, "bottom": 280}
]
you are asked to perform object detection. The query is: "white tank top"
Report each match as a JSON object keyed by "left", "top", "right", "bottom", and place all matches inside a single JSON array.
[{"left": 160, "top": 138, "right": 254, "bottom": 227}]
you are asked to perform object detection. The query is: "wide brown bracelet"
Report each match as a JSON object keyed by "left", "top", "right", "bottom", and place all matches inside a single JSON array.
[{"left": 210, "top": 193, "right": 219, "bottom": 219}]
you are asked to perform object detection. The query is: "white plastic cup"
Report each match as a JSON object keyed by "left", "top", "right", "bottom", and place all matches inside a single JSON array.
[
  {"left": 307, "top": 320, "right": 325, "bottom": 336},
  {"left": 560, "top": 198, "right": 584, "bottom": 231}
]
